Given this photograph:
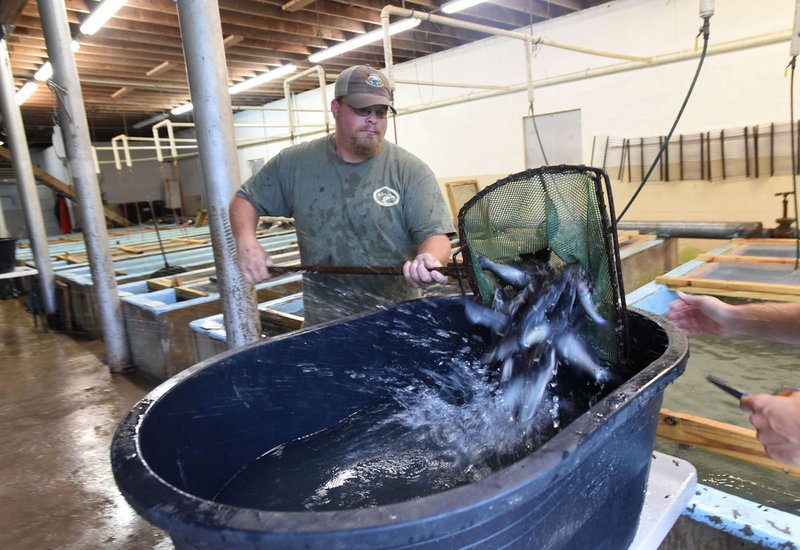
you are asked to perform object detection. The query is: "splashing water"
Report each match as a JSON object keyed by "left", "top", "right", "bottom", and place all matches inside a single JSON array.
[
  {"left": 213, "top": 260, "right": 618, "bottom": 512},
  {"left": 213, "top": 357, "right": 570, "bottom": 511}
]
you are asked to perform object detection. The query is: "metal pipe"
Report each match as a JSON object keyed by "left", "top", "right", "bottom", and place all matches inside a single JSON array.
[
  {"left": 166, "top": 120, "right": 178, "bottom": 159},
  {"left": 381, "top": 9, "right": 396, "bottom": 89},
  {"left": 91, "top": 146, "right": 100, "bottom": 174},
  {"left": 110, "top": 134, "right": 132, "bottom": 170},
  {"left": 176, "top": 0, "right": 260, "bottom": 348},
  {"left": 617, "top": 221, "right": 764, "bottom": 239},
  {"left": 284, "top": 65, "right": 325, "bottom": 143},
  {"left": 317, "top": 65, "right": 330, "bottom": 133},
  {"left": 153, "top": 119, "right": 168, "bottom": 162},
  {"left": 0, "top": 38, "right": 57, "bottom": 316},
  {"left": 283, "top": 77, "right": 295, "bottom": 141},
  {"left": 152, "top": 119, "right": 181, "bottom": 161},
  {"left": 524, "top": 35, "right": 535, "bottom": 105},
  {"left": 38, "top": 0, "right": 130, "bottom": 370},
  {"left": 79, "top": 77, "right": 187, "bottom": 91},
  {"left": 393, "top": 78, "right": 510, "bottom": 90},
  {"left": 380, "top": 6, "right": 651, "bottom": 63},
  {"left": 233, "top": 105, "right": 326, "bottom": 113},
  {"left": 388, "top": 30, "right": 792, "bottom": 118}
]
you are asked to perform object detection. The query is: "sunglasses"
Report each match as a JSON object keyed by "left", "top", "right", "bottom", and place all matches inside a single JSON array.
[{"left": 340, "top": 101, "right": 390, "bottom": 119}]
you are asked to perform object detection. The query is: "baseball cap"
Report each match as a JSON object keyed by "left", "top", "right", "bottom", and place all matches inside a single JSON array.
[{"left": 334, "top": 65, "right": 396, "bottom": 114}]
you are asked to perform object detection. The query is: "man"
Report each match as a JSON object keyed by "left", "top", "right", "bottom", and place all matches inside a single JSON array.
[
  {"left": 230, "top": 65, "right": 455, "bottom": 326},
  {"left": 667, "top": 291, "right": 800, "bottom": 466}
]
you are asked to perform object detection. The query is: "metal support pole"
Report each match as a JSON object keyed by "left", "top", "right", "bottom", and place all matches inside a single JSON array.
[
  {"left": 0, "top": 37, "right": 57, "bottom": 316},
  {"left": 38, "top": 0, "right": 130, "bottom": 371},
  {"left": 176, "top": 0, "right": 260, "bottom": 348}
]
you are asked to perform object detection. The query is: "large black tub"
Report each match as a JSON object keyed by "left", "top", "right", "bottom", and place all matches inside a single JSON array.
[{"left": 112, "top": 297, "right": 688, "bottom": 549}]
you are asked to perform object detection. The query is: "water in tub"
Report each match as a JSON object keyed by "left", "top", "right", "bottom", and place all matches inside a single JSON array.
[{"left": 214, "top": 260, "right": 621, "bottom": 511}]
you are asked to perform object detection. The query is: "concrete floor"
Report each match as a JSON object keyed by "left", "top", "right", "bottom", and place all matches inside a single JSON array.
[{"left": 0, "top": 296, "right": 173, "bottom": 549}]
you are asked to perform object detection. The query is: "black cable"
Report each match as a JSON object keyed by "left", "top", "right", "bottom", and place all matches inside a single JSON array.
[
  {"left": 789, "top": 55, "right": 799, "bottom": 269},
  {"left": 616, "top": 17, "right": 711, "bottom": 223},
  {"left": 529, "top": 101, "right": 549, "bottom": 165}
]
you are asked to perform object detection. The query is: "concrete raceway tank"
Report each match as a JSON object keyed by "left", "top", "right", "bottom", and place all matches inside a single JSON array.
[{"left": 111, "top": 296, "right": 688, "bottom": 549}]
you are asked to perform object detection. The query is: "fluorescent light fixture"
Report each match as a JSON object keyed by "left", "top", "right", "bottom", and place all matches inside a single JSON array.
[
  {"left": 132, "top": 112, "right": 169, "bottom": 129},
  {"left": 16, "top": 81, "right": 38, "bottom": 105},
  {"left": 34, "top": 62, "right": 52, "bottom": 81},
  {"left": 308, "top": 18, "right": 421, "bottom": 63},
  {"left": 171, "top": 102, "right": 193, "bottom": 116},
  {"left": 80, "top": 0, "right": 127, "bottom": 36},
  {"left": 442, "top": 0, "right": 487, "bottom": 14},
  {"left": 34, "top": 42, "right": 80, "bottom": 82},
  {"left": 172, "top": 64, "right": 298, "bottom": 114},
  {"left": 229, "top": 64, "right": 297, "bottom": 95}
]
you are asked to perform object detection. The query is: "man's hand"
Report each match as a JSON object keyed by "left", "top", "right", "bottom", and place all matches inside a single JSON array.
[
  {"left": 230, "top": 196, "right": 272, "bottom": 284},
  {"left": 740, "top": 390, "right": 800, "bottom": 466},
  {"left": 403, "top": 253, "right": 448, "bottom": 288},
  {"left": 236, "top": 235, "right": 272, "bottom": 284},
  {"left": 666, "top": 291, "right": 734, "bottom": 338}
]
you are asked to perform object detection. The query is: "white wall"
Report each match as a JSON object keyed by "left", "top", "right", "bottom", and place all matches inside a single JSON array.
[{"left": 25, "top": 0, "right": 797, "bottom": 232}]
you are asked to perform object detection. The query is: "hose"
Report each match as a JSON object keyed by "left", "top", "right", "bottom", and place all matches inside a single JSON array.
[{"left": 616, "top": 16, "right": 711, "bottom": 223}]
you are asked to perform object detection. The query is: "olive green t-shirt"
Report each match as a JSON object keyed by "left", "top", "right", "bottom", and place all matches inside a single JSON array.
[{"left": 236, "top": 135, "right": 455, "bottom": 326}]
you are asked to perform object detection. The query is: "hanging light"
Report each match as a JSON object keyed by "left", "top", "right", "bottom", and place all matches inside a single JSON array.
[
  {"left": 34, "top": 62, "right": 52, "bottom": 81},
  {"left": 308, "top": 18, "right": 421, "bottom": 63},
  {"left": 80, "top": 0, "right": 127, "bottom": 36},
  {"left": 170, "top": 102, "right": 193, "bottom": 116},
  {"left": 441, "top": 0, "right": 488, "bottom": 14},
  {"left": 171, "top": 63, "right": 298, "bottom": 115},
  {"left": 229, "top": 64, "right": 297, "bottom": 95},
  {"left": 16, "top": 81, "right": 38, "bottom": 105}
]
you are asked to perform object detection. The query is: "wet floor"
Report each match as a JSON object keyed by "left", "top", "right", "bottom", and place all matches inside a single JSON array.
[{"left": 0, "top": 297, "right": 173, "bottom": 549}]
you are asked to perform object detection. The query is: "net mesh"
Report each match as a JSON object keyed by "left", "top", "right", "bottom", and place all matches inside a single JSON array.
[{"left": 456, "top": 165, "right": 627, "bottom": 366}]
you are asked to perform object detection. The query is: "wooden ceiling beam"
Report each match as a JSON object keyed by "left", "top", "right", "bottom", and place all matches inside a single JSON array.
[
  {"left": 223, "top": 34, "right": 244, "bottom": 49},
  {"left": 219, "top": 0, "right": 367, "bottom": 34},
  {"left": 282, "top": 0, "right": 316, "bottom": 13},
  {"left": 491, "top": 0, "right": 571, "bottom": 19},
  {"left": 146, "top": 61, "right": 173, "bottom": 77},
  {"left": 220, "top": 21, "right": 333, "bottom": 49}
]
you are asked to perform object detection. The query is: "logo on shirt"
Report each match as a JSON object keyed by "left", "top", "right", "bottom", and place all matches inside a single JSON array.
[{"left": 373, "top": 186, "right": 400, "bottom": 207}]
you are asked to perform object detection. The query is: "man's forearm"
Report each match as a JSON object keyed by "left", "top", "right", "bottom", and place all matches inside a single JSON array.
[
  {"left": 417, "top": 234, "right": 451, "bottom": 265},
  {"left": 728, "top": 301, "right": 800, "bottom": 344},
  {"left": 229, "top": 196, "right": 260, "bottom": 243}
]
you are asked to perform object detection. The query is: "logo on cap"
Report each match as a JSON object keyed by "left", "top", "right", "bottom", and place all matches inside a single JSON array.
[{"left": 366, "top": 73, "right": 384, "bottom": 88}]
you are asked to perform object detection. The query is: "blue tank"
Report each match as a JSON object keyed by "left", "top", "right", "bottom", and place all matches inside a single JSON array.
[{"left": 111, "top": 296, "right": 688, "bottom": 549}]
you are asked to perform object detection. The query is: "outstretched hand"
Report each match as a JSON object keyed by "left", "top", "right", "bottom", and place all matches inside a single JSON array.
[
  {"left": 403, "top": 253, "right": 448, "bottom": 288},
  {"left": 740, "top": 390, "right": 800, "bottom": 466},
  {"left": 666, "top": 291, "right": 734, "bottom": 338}
]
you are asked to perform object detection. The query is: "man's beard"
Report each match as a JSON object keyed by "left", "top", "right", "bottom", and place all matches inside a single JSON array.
[{"left": 350, "top": 132, "right": 383, "bottom": 158}]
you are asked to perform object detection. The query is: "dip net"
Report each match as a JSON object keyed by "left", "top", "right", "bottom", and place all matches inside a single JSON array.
[{"left": 455, "top": 165, "right": 628, "bottom": 367}]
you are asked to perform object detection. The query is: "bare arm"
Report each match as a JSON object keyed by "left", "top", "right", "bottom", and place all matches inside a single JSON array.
[
  {"left": 667, "top": 291, "right": 800, "bottom": 344},
  {"left": 725, "top": 301, "right": 800, "bottom": 344},
  {"left": 230, "top": 195, "right": 271, "bottom": 284},
  {"left": 403, "top": 234, "right": 452, "bottom": 288}
]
